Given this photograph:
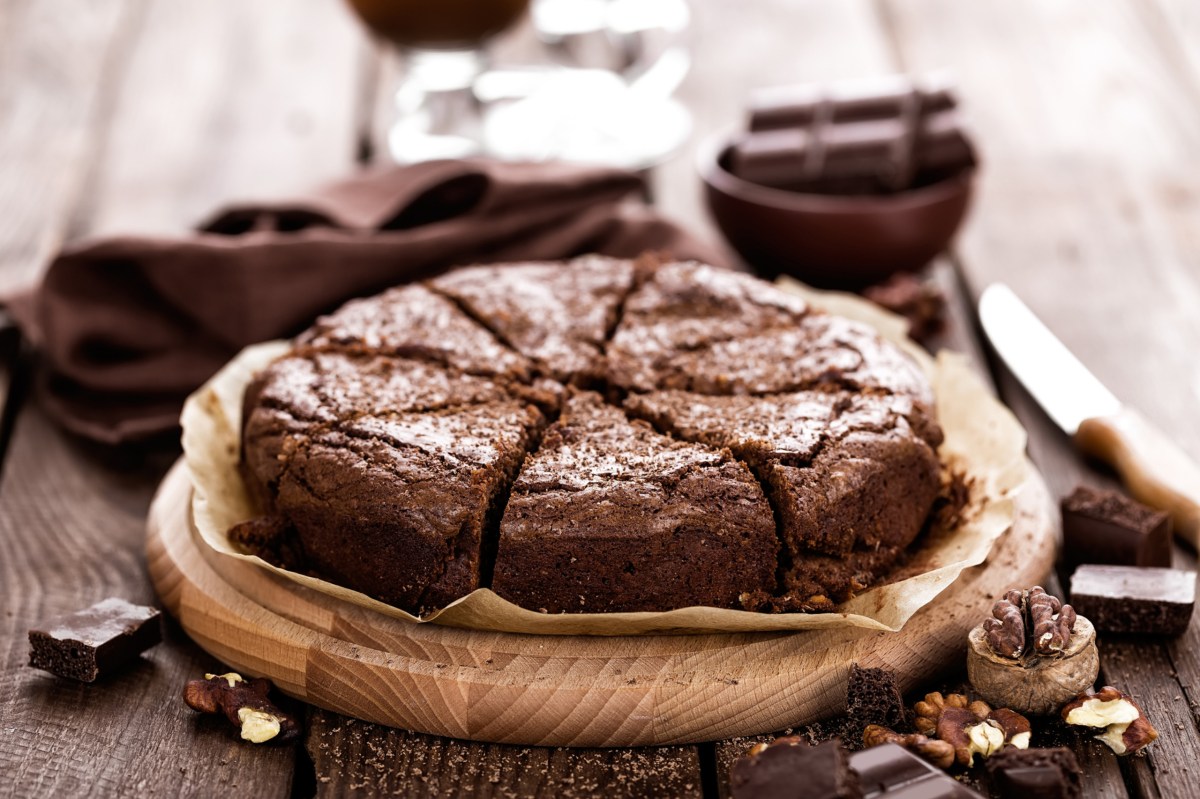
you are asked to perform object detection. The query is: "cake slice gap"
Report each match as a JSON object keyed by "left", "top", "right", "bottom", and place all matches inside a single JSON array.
[
  {"left": 624, "top": 390, "right": 942, "bottom": 610},
  {"left": 491, "top": 390, "right": 779, "bottom": 613}
]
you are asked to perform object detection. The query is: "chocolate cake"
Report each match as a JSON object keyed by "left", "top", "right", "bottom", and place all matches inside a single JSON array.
[{"left": 238, "top": 257, "right": 945, "bottom": 615}]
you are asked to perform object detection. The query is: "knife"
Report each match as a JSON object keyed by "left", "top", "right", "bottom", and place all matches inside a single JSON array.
[{"left": 979, "top": 283, "right": 1200, "bottom": 549}]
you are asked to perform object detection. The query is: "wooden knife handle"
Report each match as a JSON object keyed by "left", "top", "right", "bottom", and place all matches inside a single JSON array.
[{"left": 1075, "top": 408, "right": 1200, "bottom": 550}]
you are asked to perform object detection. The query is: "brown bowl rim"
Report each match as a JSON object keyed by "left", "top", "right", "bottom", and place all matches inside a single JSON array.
[{"left": 697, "top": 127, "right": 977, "bottom": 213}]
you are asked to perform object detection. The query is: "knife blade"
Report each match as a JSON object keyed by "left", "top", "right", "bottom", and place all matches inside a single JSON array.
[{"left": 979, "top": 283, "right": 1200, "bottom": 548}]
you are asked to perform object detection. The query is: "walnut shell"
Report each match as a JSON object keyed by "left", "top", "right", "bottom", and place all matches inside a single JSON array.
[{"left": 966, "top": 615, "right": 1098, "bottom": 716}]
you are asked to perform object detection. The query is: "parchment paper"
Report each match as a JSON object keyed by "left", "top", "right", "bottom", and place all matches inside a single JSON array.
[{"left": 182, "top": 280, "right": 1029, "bottom": 635}]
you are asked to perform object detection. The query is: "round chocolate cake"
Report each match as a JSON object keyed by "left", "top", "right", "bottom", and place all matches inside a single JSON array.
[{"left": 237, "top": 257, "right": 943, "bottom": 615}]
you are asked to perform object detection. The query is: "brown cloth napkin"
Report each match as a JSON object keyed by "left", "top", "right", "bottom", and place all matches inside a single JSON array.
[{"left": 7, "top": 159, "right": 726, "bottom": 445}]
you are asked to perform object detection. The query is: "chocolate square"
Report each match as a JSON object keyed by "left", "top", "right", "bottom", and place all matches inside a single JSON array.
[
  {"left": 1069, "top": 565, "right": 1196, "bottom": 635},
  {"left": 850, "top": 744, "right": 982, "bottom": 797},
  {"left": 28, "top": 598, "right": 162, "bottom": 682},
  {"left": 1060, "top": 486, "right": 1171, "bottom": 570},
  {"left": 986, "top": 747, "right": 1082, "bottom": 799}
]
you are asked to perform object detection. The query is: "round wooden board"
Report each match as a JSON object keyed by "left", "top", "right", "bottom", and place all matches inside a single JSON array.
[{"left": 146, "top": 458, "right": 1057, "bottom": 747}]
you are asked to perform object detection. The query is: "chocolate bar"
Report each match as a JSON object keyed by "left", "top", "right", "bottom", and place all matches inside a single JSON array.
[
  {"left": 730, "top": 738, "right": 861, "bottom": 799},
  {"left": 749, "top": 75, "right": 958, "bottom": 132},
  {"left": 851, "top": 744, "right": 982, "bottom": 797},
  {"left": 1069, "top": 565, "right": 1195, "bottom": 635},
  {"left": 730, "top": 109, "right": 973, "bottom": 193},
  {"left": 28, "top": 598, "right": 162, "bottom": 682},
  {"left": 731, "top": 74, "right": 975, "bottom": 195},
  {"left": 986, "top": 747, "right": 1082, "bottom": 799},
  {"left": 1060, "top": 485, "right": 1171, "bottom": 570}
]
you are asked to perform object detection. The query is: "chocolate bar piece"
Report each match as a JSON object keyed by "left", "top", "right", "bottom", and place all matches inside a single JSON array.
[
  {"left": 1069, "top": 565, "right": 1196, "bottom": 635},
  {"left": 986, "top": 747, "right": 1082, "bottom": 799},
  {"left": 1060, "top": 486, "right": 1172, "bottom": 570},
  {"left": 28, "top": 598, "right": 162, "bottom": 682},
  {"left": 730, "top": 109, "right": 974, "bottom": 193},
  {"left": 730, "top": 738, "right": 863, "bottom": 799},
  {"left": 749, "top": 75, "right": 957, "bottom": 132},
  {"left": 846, "top": 664, "right": 907, "bottom": 740},
  {"left": 850, "top": 744, "right": 982, "bottom": 797}
]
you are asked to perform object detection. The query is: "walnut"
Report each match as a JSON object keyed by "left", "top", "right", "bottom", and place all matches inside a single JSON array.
[
  {"left": 183, "top": 672, "right": 300, "bottom": 744},
  {"left": 912, "top": 692, "right": 1031, "bottom": 767},
  {"left": 967, "top": 587, "right": 1098, "bottom": 716},
  {"left": 744, "top": 735, "right": 804, "bottom": 759},
  {"left": 1062, "top": 686, "right": 1158, "bottom": 755},
  {"left": 912, "top": 692, "right": 987, "bottom": 735},
  {"left": 987, "top": 708, "right": 1032, "bottom": 750},
  {"left": 862, "top": 725, "right": 955, "bottom": 769},
  {"left": 983, "top": 591, "right": 1025, "bottom": 658},
  {"left": 1029, "top": 586, "right": 1074, "bottom": 655}
]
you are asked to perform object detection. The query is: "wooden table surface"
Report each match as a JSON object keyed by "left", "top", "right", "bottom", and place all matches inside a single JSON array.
[{"left": 3, "top": 1, "right": 1200, "bottom": 796}]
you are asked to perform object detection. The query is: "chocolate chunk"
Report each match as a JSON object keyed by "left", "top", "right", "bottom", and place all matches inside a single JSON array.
[
  {"left": 846, "top": 664, "right": 907, "bottom": 741},
  {"left": 862, "top": 273, "right": 947, "bottom": 343},
  {"left": 1069, "top": 565, "right": 1196, "bottom": 635},
  {"left": 28, "top": 598, "right": 162, "bottom": 682},
  {"left": 850, "top": 744, "right": 983, "bottom": 798},
  {"left": 731, "top": 738, "right": 863, "bottom": 799},
  {"left": 986, "top": 747, "right": 1082, "bottom": 799},
  {"left": 1060, "top": 486, "right": 1172, "bottom": 570}
]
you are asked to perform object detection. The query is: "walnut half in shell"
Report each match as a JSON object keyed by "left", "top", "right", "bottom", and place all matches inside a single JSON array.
[{"left": 966, "top": 587, "right": 1099, "bottom": 716}]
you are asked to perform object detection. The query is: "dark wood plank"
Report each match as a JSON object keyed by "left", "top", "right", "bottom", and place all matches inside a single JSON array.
[
  {"left": 880, "top": 3, "right": 1200, "bottom": 797},
  {"left": 0, "top": 0, "right": 367, "bottom": 795},
  {"left": 306, "top": 710, "right": 704, "bottom": 799},
  {"left": 0, "top": 0, "right": 138, "bottom": 292}
]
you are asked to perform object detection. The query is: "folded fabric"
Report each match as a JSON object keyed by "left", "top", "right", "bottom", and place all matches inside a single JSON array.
[{"left": 6, "top": 159, "right": 726, "bottom": 444}]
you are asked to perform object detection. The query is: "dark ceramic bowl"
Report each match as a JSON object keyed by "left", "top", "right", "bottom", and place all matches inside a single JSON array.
[{"left": 699, "top": 130, "right": 976, "bottom": 289}]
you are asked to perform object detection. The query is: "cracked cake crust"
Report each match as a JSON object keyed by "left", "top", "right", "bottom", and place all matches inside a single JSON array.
[{"left": 429, "top": 256, "right": 638, "bottom": 383}]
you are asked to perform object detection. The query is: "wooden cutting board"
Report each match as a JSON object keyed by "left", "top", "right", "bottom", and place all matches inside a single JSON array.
[{"left": 146, "top": 458, "right": 1057, "bottom": 747}]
